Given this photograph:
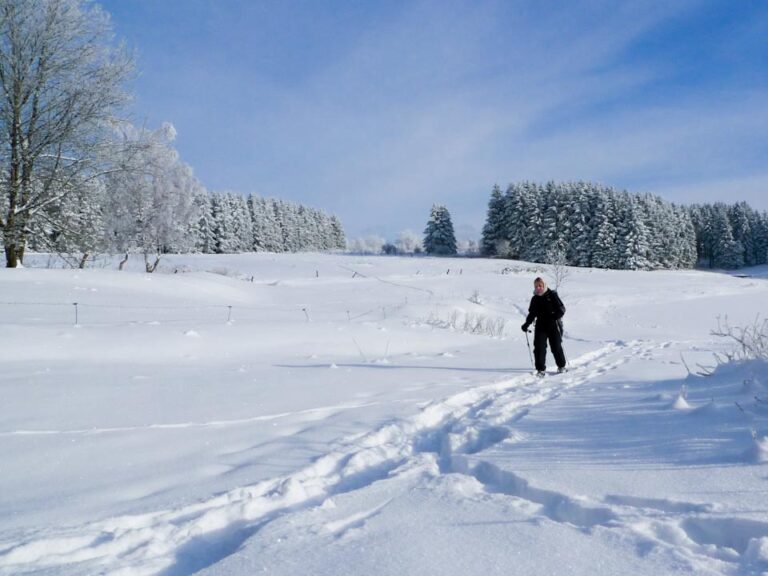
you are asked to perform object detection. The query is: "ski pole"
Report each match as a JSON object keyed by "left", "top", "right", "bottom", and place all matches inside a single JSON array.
[
  {"left": 525, "top": 329, "right": 534, "bottom": 370},
  {"left": 556, "top": 321, "right": 569, "bottom": 367}
]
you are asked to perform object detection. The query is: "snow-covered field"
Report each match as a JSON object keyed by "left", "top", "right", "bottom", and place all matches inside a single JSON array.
[{"left": 1, "top": 253, "right": 767, "bottom": 576}]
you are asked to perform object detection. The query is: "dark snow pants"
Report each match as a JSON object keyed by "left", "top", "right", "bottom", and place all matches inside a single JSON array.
[{"left": 533, "top": 322, "right": 566, "bottom": 372}]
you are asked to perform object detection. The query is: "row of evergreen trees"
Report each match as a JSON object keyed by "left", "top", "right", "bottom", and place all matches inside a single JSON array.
[
  {"left": 195, "top": 192, "right": 346, "bottom": 254},
  {"left": 481, "top": 182, "right": 768, "bottom": 270},
  {"left": 688, "top": 202, "right": 768, "bottom": 269},
  {"left": 24, "top": 189, "right": 347, "bottom": 259}
]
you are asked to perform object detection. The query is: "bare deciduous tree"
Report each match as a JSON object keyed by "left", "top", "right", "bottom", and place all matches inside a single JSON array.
[
  {"left": 103, "top": 122, "right": 201, "bottom": 273},
  {"left": 545, "top": 238, "right": 570, "bottom": 290},
  {"left": 0, "top": 0, "right": 132, "bottom": 267}
]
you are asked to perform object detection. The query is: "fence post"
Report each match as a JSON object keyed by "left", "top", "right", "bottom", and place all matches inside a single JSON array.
[
  {"left": 73, "top": 302, "right": 79, "bottom": 325},
  {"left": 227, "top": 305, "right": 233, "bottom": 323}
]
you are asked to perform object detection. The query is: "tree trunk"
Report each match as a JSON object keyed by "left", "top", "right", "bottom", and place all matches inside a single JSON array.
[
  {"left": 5, "top": 243, "right": 18, "bottom": 268},
  {"left": 3, "top": 217, "right": 24, "bottom": 268},
  {"left": 16, "top": 240, "right": 25, "bottom": 265},
  {"left": 144, "top": 253, "right": 160, "bottom": 273},
  {"left": 5, "top": 134, "right": 21, "bottom": 268}
]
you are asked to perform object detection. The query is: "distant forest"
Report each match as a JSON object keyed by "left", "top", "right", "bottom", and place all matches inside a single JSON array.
[
  {"left": 25, "top": 189, "right": 346, "bottom": 259},
  {"left": 10, "top": 120, "right": 346, "bottom": 265},
  {"left": 481, "top": 182, "right": 768, "bottom": 270},
  {"left": 191, "top": 192, "right": 346, "bottom": 255}
]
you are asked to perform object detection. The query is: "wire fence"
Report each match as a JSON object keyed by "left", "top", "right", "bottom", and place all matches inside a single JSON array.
[{"left": 0, "top": 298, "right": 415, "bottom": 327}]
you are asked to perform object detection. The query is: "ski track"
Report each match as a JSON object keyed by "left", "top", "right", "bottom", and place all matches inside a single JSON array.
[
  {"left": 0, "top": 402, "right": 381, "bottom": 437},
  {"left": 2, "top": 338, "right": 764, "bottom": 575}
]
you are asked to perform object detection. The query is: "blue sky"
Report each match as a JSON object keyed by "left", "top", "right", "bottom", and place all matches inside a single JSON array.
[{"left": 98, "top": 0, "right": 768, "bottom": 240}]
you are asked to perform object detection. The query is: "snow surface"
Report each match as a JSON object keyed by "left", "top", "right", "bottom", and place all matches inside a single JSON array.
[{"left": 1, "top": 253, "right": 768, "bottom": 575}]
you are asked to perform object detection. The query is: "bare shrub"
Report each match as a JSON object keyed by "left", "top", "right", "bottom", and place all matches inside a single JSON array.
[{"left": 711, "top": 315, "right": 768, "bottom": 362}]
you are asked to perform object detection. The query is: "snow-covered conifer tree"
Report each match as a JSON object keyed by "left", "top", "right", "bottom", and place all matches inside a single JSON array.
[
  {"left": 423, "top": 204, "right": 457, "bottom": 256},
  {"left": 257, "top": 198, "right": 284, "bottom": 252},
  {"left": 673, "top": 205, "right": 698, "bottom": 269},
  {"left": 502, "top": 183, "right": 529, "bottom": 259},
  {"left": 247, "top": 195, "right": 266, "bottom": 251},
  {"left": 539, "top": 182, "right": 568, "bottom": 259},
  {"left": 518, "top": 183, "right": 547, "bottom": 263},
  {"left": 752, "top": 211, "right": 768, "bottom": 266},
  {"left": 329, "top": 215, "right": 346, "bottom": 250},
  {"left": 190, "top": 189, "right": 215, "bottom": 253},
  {"left": 566, "top": 182, "right": 594, "bottom": 267},
  {"left": 591, "top": 188, "right": 619, "bottom": 269},
  {"left": 729, "top": 202, "right": 754, "bottom": 267},
  {"left": 210, "top": 193, "right": 237, "bottom": 254},
  {"left": 481, "top": 184, "right": 504, "bottom": 256},
  {"left": 710, "top": 205, "right": 743, "bottom": 268},
  {"left": 615, "top": 194, "right": 651, "bottom": 270},
  {"left": 227, "top": 193, "right": 253, "bottom": 252}
]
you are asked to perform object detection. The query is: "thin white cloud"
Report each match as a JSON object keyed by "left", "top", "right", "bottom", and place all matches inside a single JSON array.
[
  {"left": 150, "top": 0, "right": 762, "bottom": 238},
  {"left": 652, "top": 173, "right": 768, "bottom": 210},
  {"left": 253, "top": 2, "right": 725, "bottom": 233}
]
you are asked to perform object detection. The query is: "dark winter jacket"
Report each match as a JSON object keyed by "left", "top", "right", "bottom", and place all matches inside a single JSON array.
[{"left": 524, "top": 289, "right": 565, "bottom": 332}]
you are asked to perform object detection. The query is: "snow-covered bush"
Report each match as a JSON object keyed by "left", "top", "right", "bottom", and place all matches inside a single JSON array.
[
  {"left": 395, "top": 230, "right": 423, "bottom": 255},
  {"left": 347, "top": 235, "right": 386, "bottom": 255},
  {"left": 425, "top": 310, "right": 506, "bottom": 338},
  {"left": 457, "top": 239, "right": 480, "bottom": 256}
]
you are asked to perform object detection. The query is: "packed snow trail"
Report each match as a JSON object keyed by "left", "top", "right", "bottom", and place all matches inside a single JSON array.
[
  {"left": 203, "top": 338, "right": 768, "bottom": 576},
  {"left": 0, "top": 341, "right": 633, "bottom": 576},
  {"left": 5, "top": 337, "right": 767, "bottom": 576}
]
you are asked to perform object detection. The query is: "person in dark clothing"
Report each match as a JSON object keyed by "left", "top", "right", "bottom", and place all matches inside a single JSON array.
[{"left": 521, "top": 277, "right": 566, "bottom": 376}]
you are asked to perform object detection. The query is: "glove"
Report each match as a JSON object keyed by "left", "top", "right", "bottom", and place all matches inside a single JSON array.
[{"left": 521, "top": 323, "right": 529, "bottom": 333}]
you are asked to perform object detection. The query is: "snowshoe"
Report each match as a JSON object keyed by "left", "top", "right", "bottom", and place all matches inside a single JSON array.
[
  {"left": 557, "top": 367, "right": 568, "bottom": 374},
  {"left": 535, "top": 371, "right": 546, "bottom": 378}
]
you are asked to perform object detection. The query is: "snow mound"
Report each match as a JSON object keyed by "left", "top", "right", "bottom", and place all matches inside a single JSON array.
[
  {"left": 745, "top": 435, "right": 768, "bottom": 464},
  {"left": 745, "top": 536, "right": 768, "bottom": 565},
  {"left": 671, "top": 394, "right": 691, "bottom": 410}
]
